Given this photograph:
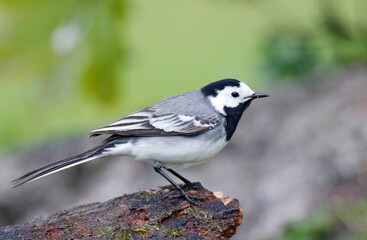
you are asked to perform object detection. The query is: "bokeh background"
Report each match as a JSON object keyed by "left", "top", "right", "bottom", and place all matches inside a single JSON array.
[{"left": 1, "top": 0, "right": 367, "bottom": 239}]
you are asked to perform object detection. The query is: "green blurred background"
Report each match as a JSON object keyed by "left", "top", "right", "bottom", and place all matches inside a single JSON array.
[
  {"left": 1, "top": 0, "right": 366, "bottom": 153},
  {"left": 1, "top": 0, "right": 367, "bottom": 239}
]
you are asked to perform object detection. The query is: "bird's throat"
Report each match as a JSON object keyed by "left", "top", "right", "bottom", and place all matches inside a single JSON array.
[{"left": 224, "top": 101, "right": 252, "bottom": 141}]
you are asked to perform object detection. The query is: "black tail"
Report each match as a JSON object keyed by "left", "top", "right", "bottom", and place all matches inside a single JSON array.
[{"left": 12, "top": 136, "right": 126, "bottom": 187}]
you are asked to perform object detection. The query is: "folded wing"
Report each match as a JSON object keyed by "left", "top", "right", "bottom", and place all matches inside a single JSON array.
[{"left": 89, "top": 107, "right": 220, "bottom": 137}]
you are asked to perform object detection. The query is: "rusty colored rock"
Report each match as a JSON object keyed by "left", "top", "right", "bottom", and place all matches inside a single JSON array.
[{"left": 0, "top": 184, "right": 243, "bottom": 239}]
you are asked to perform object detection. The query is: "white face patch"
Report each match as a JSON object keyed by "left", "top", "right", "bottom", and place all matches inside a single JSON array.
[{"left": 208, "top": 82, "right": 255, "bottom": 115}]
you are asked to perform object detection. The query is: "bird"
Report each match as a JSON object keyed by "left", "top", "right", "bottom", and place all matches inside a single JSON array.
[{"left": 13, "top": 79, "right": 268, "bottom": 204}]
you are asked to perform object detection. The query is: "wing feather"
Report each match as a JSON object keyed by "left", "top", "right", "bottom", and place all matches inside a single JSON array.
[{"left": 89, "top": 107, "right": 220, "bottom": 137}]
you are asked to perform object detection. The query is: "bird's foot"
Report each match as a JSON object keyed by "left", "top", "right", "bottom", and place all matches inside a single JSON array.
[
  {"left": 183, "top": 181, "right": 204, "bottom": 190},
  {"left": 165, "top": 190, "right": 208, "bottom": 205}
]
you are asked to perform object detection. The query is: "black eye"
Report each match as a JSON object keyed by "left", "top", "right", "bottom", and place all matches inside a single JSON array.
[{"left": 231, "top": 92, "right": 239, "bottom": 98}]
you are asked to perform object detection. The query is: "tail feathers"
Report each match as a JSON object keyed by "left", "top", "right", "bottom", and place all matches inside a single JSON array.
[{"left": 13, "top": 144, "right": 108, "bottom": 188}]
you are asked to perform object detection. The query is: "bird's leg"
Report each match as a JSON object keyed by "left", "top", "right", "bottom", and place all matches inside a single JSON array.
[
  {"left": 165, "top": 168, "right": 191, "bottom": 184},
  {"left": 166, "top": 168, "right": 204, "bottom": 190},
  {"left": 153, "top": 161, "right": 206, "bottom": 205}
]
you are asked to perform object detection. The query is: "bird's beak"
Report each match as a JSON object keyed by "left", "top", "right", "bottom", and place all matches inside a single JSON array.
[{"left": 250, "top": 92, "right": 269, "bottom": 99}]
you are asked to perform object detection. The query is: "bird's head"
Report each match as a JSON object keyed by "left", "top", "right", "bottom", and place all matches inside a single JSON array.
[{"left": 201, "top": 79, "right": 269, "bottom": 116}]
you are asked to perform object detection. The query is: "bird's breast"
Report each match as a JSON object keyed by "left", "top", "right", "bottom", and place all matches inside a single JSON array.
[{"left": 129, "top": 134, "right": 228, "bottom": 169}]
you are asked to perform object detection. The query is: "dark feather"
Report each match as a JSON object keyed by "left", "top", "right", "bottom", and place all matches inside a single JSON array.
[
  {"left": 201, "top": 79, "right": 241, "bottom": 97},
  {"left": 224, "top": 100, "right": 252, "bottom": 141},
  {"left": 12, "top": 137, "right": 128, "bottom": 187}
]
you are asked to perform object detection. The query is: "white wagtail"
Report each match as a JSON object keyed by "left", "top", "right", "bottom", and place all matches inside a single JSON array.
[{"left": 13, "top": 79, "right": 268, "bottom": 204}]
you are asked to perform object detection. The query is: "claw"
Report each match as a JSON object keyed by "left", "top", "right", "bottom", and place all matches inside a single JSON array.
[
  {"left": 183, "top": 181, "right": 204, "bottom": 190},
  {"left": 153, "top": 162, "right": 207, "bottom": 205},
  {"left": 165, "top": 191, "right": 208, "bottom": 205}
]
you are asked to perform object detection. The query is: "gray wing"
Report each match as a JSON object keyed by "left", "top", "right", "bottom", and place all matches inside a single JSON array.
[{"left": 89, "top": 107, "right": 220, "bottom": 137}]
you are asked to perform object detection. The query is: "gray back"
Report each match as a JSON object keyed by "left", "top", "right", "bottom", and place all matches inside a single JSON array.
[{"left": 152, "top": 90, "right": 219, "bottom": 116}]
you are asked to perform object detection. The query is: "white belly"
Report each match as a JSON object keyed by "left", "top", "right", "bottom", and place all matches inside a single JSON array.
[
  {"left": 108, "top": 135, "right": 228, "bottom": 169},
  {"left": 135, "top": 136, "right": 227, "bottom": 168}
]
